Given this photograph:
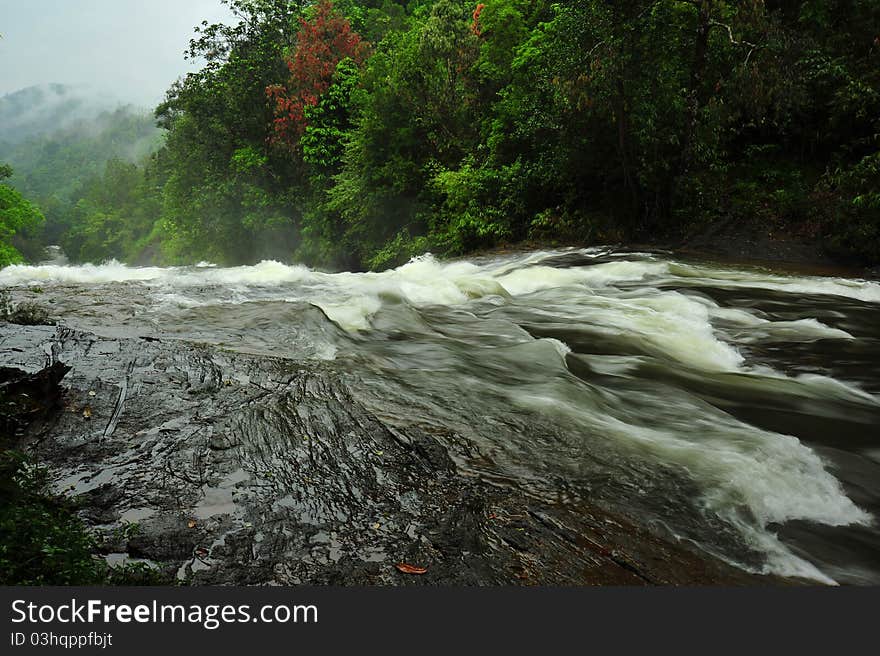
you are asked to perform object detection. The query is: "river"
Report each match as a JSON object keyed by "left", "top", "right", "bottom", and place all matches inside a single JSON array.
[{"left": 1, "top": 247, "right": 878, "bottom": 584}]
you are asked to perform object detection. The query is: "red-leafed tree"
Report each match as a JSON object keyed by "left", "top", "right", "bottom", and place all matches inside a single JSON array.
[
  {"left": 471, "top": 3, "right": 486, "bottom": 37},
  {"left": 267, "top": 0, "right": 367, "bottom": 150}
]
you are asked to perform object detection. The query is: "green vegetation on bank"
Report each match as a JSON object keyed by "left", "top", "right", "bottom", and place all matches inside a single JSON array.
[
  {"left": 0, "top": 93, "right": 162, "bottom": 263},
  {"left": 0, "top": 448, "right": 102, "bottom": 585},
  {"left": 1, "top": 0, "right": 878, "bottom": 269},
  {"left": 0, "top": 430, "right": 169, "bottom": 585},
  {"left": 0, "top": 164, "right": 45, "bottom": 266}
]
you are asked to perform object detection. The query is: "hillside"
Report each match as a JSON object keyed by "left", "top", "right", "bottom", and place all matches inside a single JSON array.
[{"left": 0, "top": 85, "right": 162, "bottom": 201}]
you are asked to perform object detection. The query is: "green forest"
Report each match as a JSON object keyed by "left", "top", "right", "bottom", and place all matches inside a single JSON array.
[{"left": 2, "top": 0, "right": 879, "bottom": 270}]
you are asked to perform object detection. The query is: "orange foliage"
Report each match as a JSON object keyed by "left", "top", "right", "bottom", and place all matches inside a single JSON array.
[
  {"left": 471, "top": 3, "right": 486, "bottom": 37},
  {"left": 267, "top": 0, "right": 367, "bottom": 149}
]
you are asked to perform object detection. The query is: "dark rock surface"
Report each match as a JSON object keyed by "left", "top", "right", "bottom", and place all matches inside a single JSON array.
[
  {"left": 1, "top": 360, "right": 70, "bottom": 442},
  {"left": 0, "top": 323, "right": 780, "bottom": 585}
]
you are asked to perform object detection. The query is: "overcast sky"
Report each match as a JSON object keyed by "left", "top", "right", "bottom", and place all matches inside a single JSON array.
[{"left": 0, "top": 0, "right": 235, "bottom": 107}]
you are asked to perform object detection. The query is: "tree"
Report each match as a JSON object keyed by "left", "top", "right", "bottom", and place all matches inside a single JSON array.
[
  {"left": 267, "top": 0, "right": 367, "bottom": 151},
  {"left": 154, "top": 0, "right": 306, "bottom": 264},
  {"left": 0, "top": 165, "right": 45, "bottom": 267},
  {"left": 19, "top": 0, "right": 878, "bottom": 268}
]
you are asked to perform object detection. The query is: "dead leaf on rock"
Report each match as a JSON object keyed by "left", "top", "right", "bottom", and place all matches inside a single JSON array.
[{"left": 395, "top": 563, "right": 428, "bottom": 575}]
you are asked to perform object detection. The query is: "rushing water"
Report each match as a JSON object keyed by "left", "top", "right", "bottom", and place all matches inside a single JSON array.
[{"left": 2, "top": 247, "right": 879, "bottom": 584}]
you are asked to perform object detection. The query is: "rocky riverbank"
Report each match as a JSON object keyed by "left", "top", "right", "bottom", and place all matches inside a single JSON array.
[{"left": 0, "top": 323, "right": 786, "bottom": 586}]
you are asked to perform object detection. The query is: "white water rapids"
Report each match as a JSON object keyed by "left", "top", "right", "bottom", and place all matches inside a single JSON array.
[{"left": 2, "top": 248, "right": 879, "bottom": 584}]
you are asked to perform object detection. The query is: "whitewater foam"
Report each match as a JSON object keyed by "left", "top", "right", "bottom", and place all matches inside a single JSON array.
[
  {"left": 0, "top": 260, "right": 166, "bottom": 284},
  {"left": 668, "top": 261, "right": 880, "bottom": 303},
  {"left": 510, "top": 382, "right": 871, "bottom": 583}
]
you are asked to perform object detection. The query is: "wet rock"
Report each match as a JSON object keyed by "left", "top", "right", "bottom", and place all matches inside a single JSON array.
[
  {"left": 76, "top": 484, "right": 124, "bottom": 524},
  {"left": 0, "top": 361, "right": 70, "bottom": 443},
  {"left": 127, "top": 516, "right": 200, "bottom": 562},
  {"left": 0, "top": 323, "right": 781, "bottom": 586}
]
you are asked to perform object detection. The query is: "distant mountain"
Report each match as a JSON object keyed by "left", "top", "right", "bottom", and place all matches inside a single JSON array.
[
  {"left": 0, "top": 83, "right": 139, "bottom": 145},
  {"left": 0, "top": 84, "right": 163, "bottom": 203}
]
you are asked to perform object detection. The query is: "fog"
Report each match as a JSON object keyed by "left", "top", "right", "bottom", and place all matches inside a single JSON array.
[{"left": 0, "top": 0, "right": 235, "bottom": 107}]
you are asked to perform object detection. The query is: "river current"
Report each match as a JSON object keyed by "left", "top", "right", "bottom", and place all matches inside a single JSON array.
[{"left": 2, "top": 247, "right": 879, "bottom": 584}]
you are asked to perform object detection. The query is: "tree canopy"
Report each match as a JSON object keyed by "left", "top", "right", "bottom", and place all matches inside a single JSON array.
[
  {"left": 1, "top": 0, "right": 878, "bottom": 268},
  {"left": 0, "top": 164, "right": 45, "bottom": 266}
]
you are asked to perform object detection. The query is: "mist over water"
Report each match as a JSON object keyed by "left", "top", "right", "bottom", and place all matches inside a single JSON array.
[{"left": 3, "top": 248, "right": 879, "bottom": 584}]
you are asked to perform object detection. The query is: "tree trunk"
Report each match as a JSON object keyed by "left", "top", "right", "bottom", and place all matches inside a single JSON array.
[
  {"left": 682, "top": 0, "right": 713, "bottom": 175},
  {"left": 613, "top": 78, "right": 641, "bottom": 231}
]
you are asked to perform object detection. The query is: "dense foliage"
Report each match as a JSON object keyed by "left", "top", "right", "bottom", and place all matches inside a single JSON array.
[
  {"left": 0, "top": 449, "right": 101, "bottom": 585},
  {"left": 0, "top": 97, "right": 162, "bottom": 262},
  {"left": 0, "top": 164, "right": 45, "bottom": 266},
  {"left": 2, "top": 0, "right": 878, "bottom": 268}
]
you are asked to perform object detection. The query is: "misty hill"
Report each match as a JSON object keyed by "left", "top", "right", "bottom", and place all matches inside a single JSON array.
[
  {"left": 0, "top": 83, "right": 132, "bottom": 145},
  {"left": 0, "top": 84, "right": 163, "bottom": 202}
]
